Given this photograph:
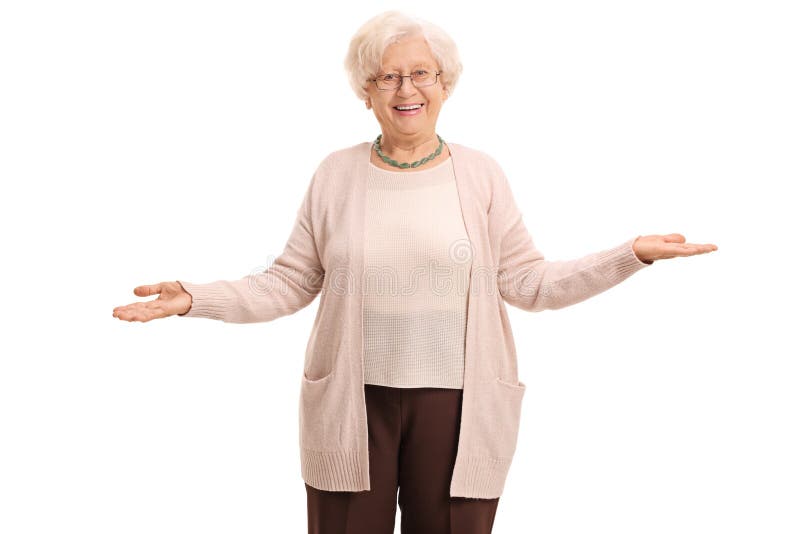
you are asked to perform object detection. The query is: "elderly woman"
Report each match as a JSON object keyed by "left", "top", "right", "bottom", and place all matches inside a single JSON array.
[{"left": 113, "top": 10, "right": 717, "bottom": 534}]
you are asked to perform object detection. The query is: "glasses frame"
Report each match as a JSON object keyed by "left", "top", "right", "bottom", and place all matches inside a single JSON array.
[{"left": 368, "top": 70, "right": 442, "bottom": 91}]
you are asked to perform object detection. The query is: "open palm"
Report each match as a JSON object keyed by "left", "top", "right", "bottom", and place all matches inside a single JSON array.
[
  {"left": 633, "top": 233, "right": 718, "bottom": 263},
  {"left": 112, "top": 281, "right": 192, "bottom": 323}
]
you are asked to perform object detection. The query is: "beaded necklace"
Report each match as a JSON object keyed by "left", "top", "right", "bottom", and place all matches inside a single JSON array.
[{"left": 372, "top": 134, "right": 445, "bottom": 169}]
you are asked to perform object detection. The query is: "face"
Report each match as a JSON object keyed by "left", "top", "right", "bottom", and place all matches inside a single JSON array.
[{"left": 364, "top": 34, "right": 449, "bottom": 142}]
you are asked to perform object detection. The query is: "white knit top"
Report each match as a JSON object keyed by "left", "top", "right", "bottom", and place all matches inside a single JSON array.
[{"left": 363, "top": 156, "right": 473, "bottom": 389}]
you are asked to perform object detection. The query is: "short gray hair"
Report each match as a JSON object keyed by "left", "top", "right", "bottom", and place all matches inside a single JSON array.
[{"left": 344, "top": 11, "right": 463, "bottom": 102}]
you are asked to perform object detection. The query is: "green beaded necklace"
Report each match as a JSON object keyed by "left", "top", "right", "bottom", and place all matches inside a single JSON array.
[{"left": 373, "top": 134, "right": 445, "bottom": 169}]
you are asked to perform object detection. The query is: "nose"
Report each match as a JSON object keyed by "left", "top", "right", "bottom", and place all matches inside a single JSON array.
[{"left": 397, "top": 76, "right": 418, "bottom": 97}]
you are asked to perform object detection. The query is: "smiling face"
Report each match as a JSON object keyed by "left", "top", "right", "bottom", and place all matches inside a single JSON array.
[{"left": 364, "top": 33, "right": 449, "bottom": 146}]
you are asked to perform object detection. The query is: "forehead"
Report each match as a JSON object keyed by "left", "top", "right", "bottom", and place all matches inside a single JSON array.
[{"left": 380, "top": 35, "right": 438, "bottom": 70}]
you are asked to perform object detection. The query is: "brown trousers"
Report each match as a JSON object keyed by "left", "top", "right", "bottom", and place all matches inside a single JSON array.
[{"left": 305, "top": 383, "right": 500, "bottom": 534}]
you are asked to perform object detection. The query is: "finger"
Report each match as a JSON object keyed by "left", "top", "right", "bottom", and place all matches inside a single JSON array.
[
  {"left": 114, "top": 302, "right": 154, "bottom": 320},
  {"left": 114, "top": 309, "right": 137, "bottom": 321},
  {"left": 117, "top": 307, "right": 156, "bottom": 322},
  {"left": 684, "top": 243, "right": 718, "bottom": 253},
  {"left": 656, "top": 243, "right": 690, "bottom": 257},
  {"left": 114, "top": 302, "right": 143, "bottom": 313},
  {"left": 113, "top": 304, "right": 132, "bottom": 316},
  {"left": 134, "top": 284, "right": 163, "bottom": 297},
  {"left": 125, "top": 301, "right": 166, "bottom": 321},
  {"left": 666, "top": 243, "right": 715, "bottom": 256},
  {"left": 113, "top": 303, "right": 142, "bottom": 320},
  {"left": 113, "top": 303, "right": 141, "bottom": 312},
  {"left": 116, "top": 291, "right": 164, "bottom": 315}
]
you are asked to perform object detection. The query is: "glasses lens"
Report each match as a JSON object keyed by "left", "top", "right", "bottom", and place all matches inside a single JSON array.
[
  {"left": 376, "top": 74, "right": 399, "bottom": 90},
  {"left": 375, "top": 72, "right": 437, "bottom": 90},
  {"left": 412, "top": 71, "right": 434, "bottom": 87}
]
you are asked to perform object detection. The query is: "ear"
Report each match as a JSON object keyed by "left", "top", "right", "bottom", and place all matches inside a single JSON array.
[{"left": 365, "top": 97, "right": 372, "bottom": 110}]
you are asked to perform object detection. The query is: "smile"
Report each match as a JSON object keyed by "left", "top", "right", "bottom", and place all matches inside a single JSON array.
[{"left": 393, "top": 103, "right": 424, "bottom": 116}]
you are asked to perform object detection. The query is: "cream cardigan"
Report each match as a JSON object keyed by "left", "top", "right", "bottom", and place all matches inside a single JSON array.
[{"left": 176, "top": 140, "right": 653, "bottom": 498}]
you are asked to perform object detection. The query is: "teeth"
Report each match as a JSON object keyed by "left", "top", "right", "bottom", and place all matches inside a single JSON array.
[{"left": 395, "top": 104, "right": 422, "bottom": 110}]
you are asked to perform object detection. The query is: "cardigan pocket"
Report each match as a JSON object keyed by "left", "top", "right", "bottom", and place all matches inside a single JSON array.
[
  {"left": 473, "top": 377, "right": 527, "bottom": 459},
  {"left": 298, "top": 370, "right": 341, "bottom": 451}
]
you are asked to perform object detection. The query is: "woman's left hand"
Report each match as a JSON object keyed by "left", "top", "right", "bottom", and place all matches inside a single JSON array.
[{"left": 633, "top": 233, "right": 718, "bottom": 264}]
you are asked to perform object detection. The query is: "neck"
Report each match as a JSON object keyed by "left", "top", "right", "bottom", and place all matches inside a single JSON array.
[{"left": 378, "top": 131, "right": 440, "bottom": 161}]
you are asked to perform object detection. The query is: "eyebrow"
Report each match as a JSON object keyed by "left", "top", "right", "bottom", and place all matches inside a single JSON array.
[{"left": 383, "top": 62, "right": 435, "bottom": 71}]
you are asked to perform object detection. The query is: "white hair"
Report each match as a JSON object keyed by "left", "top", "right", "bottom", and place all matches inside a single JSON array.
[{"left": 344, "top": 11, "right": 463, "bottom": 102}]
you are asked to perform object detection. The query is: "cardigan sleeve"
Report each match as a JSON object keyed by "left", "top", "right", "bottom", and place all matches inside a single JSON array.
[
  {"left": 491, "top": 164, "right": 652, "bottom": 312},
  {"left": 174, "top": 167, "right": 325, "bottom": 324}
]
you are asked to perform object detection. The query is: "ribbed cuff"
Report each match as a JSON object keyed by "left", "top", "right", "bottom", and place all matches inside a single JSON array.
[
  {"left": 449, "top": 454, "right": 513, "bottom": 499},
  {"left": 175, "top": 280, "right": 234, "bottom": 321},
  {"left": 594, "top": 236, "right": 653, "bottom": 286}
]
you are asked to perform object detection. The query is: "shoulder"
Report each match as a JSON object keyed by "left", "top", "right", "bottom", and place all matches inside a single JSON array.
[
  {"left": 448, "top": 141, "right": 496, "bottom": 163},
  {"left": 448, "top": 142, "right": 511, "bottom": 204},
  {"left": 449, "top": 142, "right": 507, "bottom": 178},
  {"left": 302, "top": 142, "right": 370, "bottom": 199},
  {"left": 315, "top": 141, "right": 370, "bottom": 172}
]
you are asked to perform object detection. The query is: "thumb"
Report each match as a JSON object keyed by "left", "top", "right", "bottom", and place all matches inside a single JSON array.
[
  {"left": 134, "top": 283, "right": 163, "bottom": 297},
  {"left": 662, "top": 233, "right": 686, "bottom": 244}
]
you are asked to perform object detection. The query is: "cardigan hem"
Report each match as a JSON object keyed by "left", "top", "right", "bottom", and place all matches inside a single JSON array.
[
  {"left": 299, "top": 447, "right": 514, "bottom": 499},
  {"left": 300, "top": 447, "right": 371, "bottom": 492}
]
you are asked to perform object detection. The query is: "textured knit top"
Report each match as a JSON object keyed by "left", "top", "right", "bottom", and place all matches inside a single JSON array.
[
  {"left": 175, "top": 141, "right": 654, "bottom": 499},
  {"left": 363, "top": 156, "right": 470, "bottom": 389}
]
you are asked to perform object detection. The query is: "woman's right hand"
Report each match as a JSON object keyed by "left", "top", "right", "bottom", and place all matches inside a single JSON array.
[{"left": 112, "top": 281, "right": 192, "bottom": 322}]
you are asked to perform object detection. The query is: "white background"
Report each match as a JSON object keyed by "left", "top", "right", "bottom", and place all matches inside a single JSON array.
[{"left": 1, "top": 0, "right": 798, "bottom": 533}]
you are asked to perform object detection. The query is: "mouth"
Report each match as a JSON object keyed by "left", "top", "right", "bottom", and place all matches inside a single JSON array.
[{"left": 393, "top": 103, "right": 424, "bottom": 116}]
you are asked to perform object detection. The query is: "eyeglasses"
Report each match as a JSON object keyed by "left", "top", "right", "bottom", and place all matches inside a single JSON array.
[{"left": 368, "top": 70, "right": 442, "bottom": 91}]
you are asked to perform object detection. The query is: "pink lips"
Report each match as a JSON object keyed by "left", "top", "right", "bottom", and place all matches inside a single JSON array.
[{"left": 393, "top": 103, "right": 424, "bottom": 116}]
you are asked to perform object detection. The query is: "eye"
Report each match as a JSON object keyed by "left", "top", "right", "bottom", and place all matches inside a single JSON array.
[
  {"left": 412, "top": 70, "right": 428, "bottom": 77},
  {"left": 380, "top": 73, "right": 399, "bottom": 81}
]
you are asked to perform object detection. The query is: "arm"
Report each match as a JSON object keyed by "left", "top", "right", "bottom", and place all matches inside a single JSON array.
[
  {"left": 175, "top": 167, "right": 325, "bottom": 324},
  {"left": 492, "top": 167, "right": 651, "bottom": 312}
]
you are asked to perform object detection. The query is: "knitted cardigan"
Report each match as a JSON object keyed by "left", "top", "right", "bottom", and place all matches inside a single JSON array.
[{"left": 176, "top": 140, "right": 653, "bottom": 498}]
